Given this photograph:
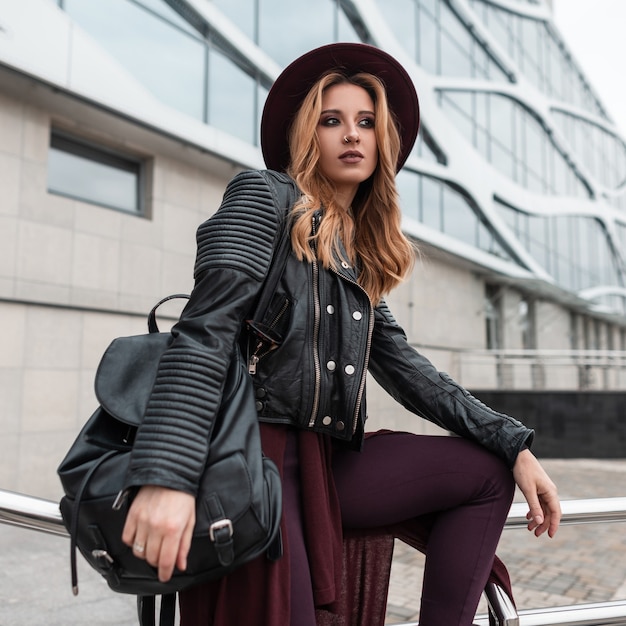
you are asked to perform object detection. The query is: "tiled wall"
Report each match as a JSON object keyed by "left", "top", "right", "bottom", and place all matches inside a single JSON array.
[{"left": 0, "top": 92, "right": 231, "bottom": 497}]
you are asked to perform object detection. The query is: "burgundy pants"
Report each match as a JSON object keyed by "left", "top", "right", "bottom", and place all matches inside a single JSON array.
[{"left": 286, "top": 431, "right": 515, "bottom": 626}]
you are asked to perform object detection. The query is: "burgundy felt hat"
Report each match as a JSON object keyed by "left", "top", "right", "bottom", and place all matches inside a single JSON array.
[{"left": 260, "top": 42, "right": 420, "bottom": 173}]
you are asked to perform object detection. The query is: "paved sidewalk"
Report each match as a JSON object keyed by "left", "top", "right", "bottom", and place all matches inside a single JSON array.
[{"left": 1, "top": 459, "right": 625, "bottom": 625}]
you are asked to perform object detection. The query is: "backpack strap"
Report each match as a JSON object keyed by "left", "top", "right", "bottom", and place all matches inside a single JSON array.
[
  {"left": 250, "top": 170, "right": 300, "bottom": 322},
  {"left": 137, "top": 593, "right": 176, "bottom": 626}
]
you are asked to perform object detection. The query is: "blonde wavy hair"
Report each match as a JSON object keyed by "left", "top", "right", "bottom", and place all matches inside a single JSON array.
[{"left": 287, "top": 71, "right": 416, "bottom": 305}]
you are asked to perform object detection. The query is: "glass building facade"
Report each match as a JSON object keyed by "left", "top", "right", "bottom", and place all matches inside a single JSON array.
[{"left": 53, "top": 0, "right": 626, "bottom": 316}]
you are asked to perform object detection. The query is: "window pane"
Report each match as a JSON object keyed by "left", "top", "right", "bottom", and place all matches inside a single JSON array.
[
  {"left": 491, "top": 141, "right": 515, "bottom": 180},
  {"left": 209, "top": 48, "right": 256, "bottom": 143},
  {"left": 528, "top": 214, "right": 550, "bottom": 271},
  {"left": 417, "top": 5, "right": 438, "bottom": 74},
  {"left": 440, "top": 34, "right": 473, "bottom": 77},
  {"left": 64, "top": 0, "right": 206, "bottom": 120},
  {"left": 489, "top": 95, "right": 513, "bottom": 152},
  {"left": 440, "top": 1, "right": 473, "bottom": 76},
  {"left": 210, "top": 0, "right": 256, "bottom": 40},
  {"left": 470, "top": 2, "right": 608, "bottom": 118},
  {"left": 421, "top": 176, "right": 442, "bottom": 230},
  {"left": 48, "top": 134, "right": 141, "bottom": 214},
  {"left": 259, "top": 0, "right": 335, "bottom": 66},
  {"left": 412, "top": 128, "right": 445, "bottom": 163},
  {"left": 477, "top": 220, "right": 509, "bottom": 258},
  {"left": 135, "top": 0, "right": 198, "bottom": 34},
  {"left": 337, "top": 7, "right": 361, "bottom": 42},
  {"left": 439, "top": 92, "right": 474, "bottom": 142},
  {"left": 382, "top": 0, "right": 417, "bottom": 61},
  {"left": 397, "top": 169, "right": 419, "bottom": 221},
  {"left": 442, "top": 186, "right": 476, "bottom": 245}
]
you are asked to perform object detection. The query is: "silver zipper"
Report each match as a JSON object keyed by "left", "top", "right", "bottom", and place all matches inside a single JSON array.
[
  {"left": 248, "top": 298, "right": 290, "bottom": 375},
  {"left": 308, "top": 213, "right": 322, "bottom": 427},
  {"left": 248, "top": 354, "right": 260, "bottom": 375},
  {"left": 352, "top": 306, "right": 374, "bottom": 435}
]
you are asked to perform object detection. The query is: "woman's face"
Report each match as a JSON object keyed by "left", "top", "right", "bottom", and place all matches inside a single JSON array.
[{"left": 317, "top": 82, "right": 378, "bottom": 207}]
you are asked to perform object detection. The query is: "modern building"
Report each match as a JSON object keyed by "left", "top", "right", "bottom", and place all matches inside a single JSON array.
[{"left": 1, "top": 0, "right": 625, "bottom": 497}]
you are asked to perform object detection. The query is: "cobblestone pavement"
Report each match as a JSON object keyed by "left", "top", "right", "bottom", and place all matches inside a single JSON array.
[
  {"left": 385, "top": 459, "right": 626, "bottom": 624},
  {"left": 1, "top": 459, "right": 625, "bottom": 625}
]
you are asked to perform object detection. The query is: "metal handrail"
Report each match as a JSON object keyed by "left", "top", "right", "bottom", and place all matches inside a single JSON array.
[
  {"left": 0, "top": 488, "right": 66, "bottom": 536},
  {"left": 410, "top": 345, "right": 626, "bottom": 362},
  {"left": 2, "top": 489, "right": 626, "bottom": 625},
  {"left": 478, "top": 600, "right": 626, "bottom": 625},
  {"left": 482, "top": 580, "right": 520, "bottom": 626},
  {"left": 409, "top": 344, "right": 626, "bottom": 391},
  {"left": 506, "top": 497, "right": 626, "bottom": 527}
]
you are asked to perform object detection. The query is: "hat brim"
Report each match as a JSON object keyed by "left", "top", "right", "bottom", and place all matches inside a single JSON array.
[{"left": 260, "top": 43, "right": 420, "bottom": 173}]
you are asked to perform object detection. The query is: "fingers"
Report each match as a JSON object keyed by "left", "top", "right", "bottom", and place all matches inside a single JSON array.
[
  {"left": 132, "top": 528, "right": 185, "bottom": 581},
  {"left": 176, "top": 514, "right": 195, "bottom": 573},
  {"left": 526, "top": 493, "right": 561, "bottom": 538},
  {"left": 523, "top": 491, "right": 545, "bottom": 535},
  {"left": 513, "top": 449, "right": 561, "bottom": 539},
  {"left": 122, "top": 503, "right": 149, "bottom": 559},
  {"left": 150, "top": 533, "right": 180, "bottom": 582},
  {"left": 529, "top": 479, "right": 561, "bottom": 538},
  {"left": 121, "top": 486, "right": 196, "bottom": 582},
  {"left": 543, "top": 491, "right": 562, "bottom": 538},
  {"left": 132, "top": 538, "right": 147, "bottom": 557}
]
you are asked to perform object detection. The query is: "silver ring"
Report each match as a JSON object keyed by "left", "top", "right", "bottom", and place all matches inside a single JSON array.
[
  {"left": 133, "top": 542, "right": 145, "bottom": 553},
  {"left": 343, "top": 136, "right": 350, "bottom": 144}
]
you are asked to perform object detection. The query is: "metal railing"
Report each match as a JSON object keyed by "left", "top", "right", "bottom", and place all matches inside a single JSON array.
[
  {"left": 401, "top": 497, "right": 626, "bottom": 626},
  {"left": 0, "top": 488, "right": 66, "bottom": 536},
  {"left": 412, "top": 345, "right": 626, "bottom": 391},
  {"left": 2, "top": 489, "right": 626, "bottom": 625}
]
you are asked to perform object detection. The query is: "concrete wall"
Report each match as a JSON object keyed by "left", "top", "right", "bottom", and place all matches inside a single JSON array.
[
  {"left": 0, "top": 90, "right": 229, "bottom": 313},
  {"left": 366, "top": 250, "right": 489, "bottom": 436},
  {"left": 387, "top": 253, "right": 487, "bottom": 352},
  {"left": 0, "top": 89, "right": 230, "bottom": 498}
]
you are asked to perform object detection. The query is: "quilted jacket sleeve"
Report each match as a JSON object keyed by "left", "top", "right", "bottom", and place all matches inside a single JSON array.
[
  {"left": 124, "top": 170, "right": 283, "bottom": 495},
  {"left": 368, "top": 300, "right": 533, "bottom": 469}
]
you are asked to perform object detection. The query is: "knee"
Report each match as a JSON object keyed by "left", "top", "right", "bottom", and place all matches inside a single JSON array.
[
  {"left": 461, "top": 441, "right": 515, "bottom": 504},
  {"left": 483, "top": 450, "right": 516, "bottom": 504}
]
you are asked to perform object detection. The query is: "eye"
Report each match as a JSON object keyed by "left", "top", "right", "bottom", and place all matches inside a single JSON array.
[
  {"left": 358, "top": 117, "right": 375, "bottom": 128},
  {"left": 320, "top": 116, "right": 340, "bottom": 127}
]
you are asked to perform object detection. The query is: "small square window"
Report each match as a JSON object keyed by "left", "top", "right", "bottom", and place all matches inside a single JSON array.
[{"left": 48, "top": 130, "right": 144, "bottom": 215}]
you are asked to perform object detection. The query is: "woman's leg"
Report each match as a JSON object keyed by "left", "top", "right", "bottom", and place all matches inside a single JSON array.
[{"left": 332, "top": 432, "right": 515, "bottom": 626}]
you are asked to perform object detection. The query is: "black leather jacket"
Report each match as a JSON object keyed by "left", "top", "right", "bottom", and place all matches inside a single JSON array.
[{"left": 126, "top": 170, "right": 533, "bottom": 496}]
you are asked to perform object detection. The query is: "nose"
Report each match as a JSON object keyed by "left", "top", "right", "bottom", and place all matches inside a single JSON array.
[{"left": 343, "top": 126, "right": 360, "bottom": 144}]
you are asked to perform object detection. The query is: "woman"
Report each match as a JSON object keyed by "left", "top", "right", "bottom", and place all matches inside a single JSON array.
[{"left": 122, "top": 43, "right": 561, "bottom": 625}]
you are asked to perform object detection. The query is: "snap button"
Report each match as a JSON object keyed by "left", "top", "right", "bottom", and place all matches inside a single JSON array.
[
  {"left": 341, "top": 261, "right": 350, "bottom": 269},
  {"left": 326, "top": 304, "right": 335, "bottom": 315},
  {"left": 344, "top": 364, "right": 355, "bottom": 375},
  {"left": 255, "top": 400, "right": 264, "bottom": 412},
  {"left": 326, "top": 360, "right": 336, "bottom": 371},
  {"left": 352, "top": 311, "right": 362, "bottom": 321},
  {"left": 336, "top": 421, "right": 345, "bottom": 431},
  {"left": 255, "top": 387, "right": 266, "bottom": 398},
  {"left": 322, "top": 416, "right": 332, "bottom": 426}
]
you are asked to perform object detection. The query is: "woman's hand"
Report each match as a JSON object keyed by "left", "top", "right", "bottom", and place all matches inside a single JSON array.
[
  {"left": 122, "top": 485, "right": 196, "bottom": 582},
  {"left": 513, "top": 448, "right": 561, "bottom": 538}
]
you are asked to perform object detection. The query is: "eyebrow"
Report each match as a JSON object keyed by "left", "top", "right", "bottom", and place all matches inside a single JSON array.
[{"left": 320, "top": 108, "right": 376, "bottom": 116}]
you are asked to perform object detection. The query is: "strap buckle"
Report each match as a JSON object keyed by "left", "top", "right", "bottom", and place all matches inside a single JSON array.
[{"left": 209, "top": 519, "right": 233, "bottom": 543}]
